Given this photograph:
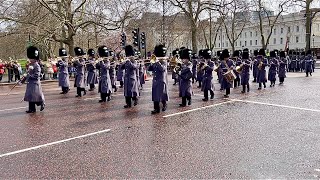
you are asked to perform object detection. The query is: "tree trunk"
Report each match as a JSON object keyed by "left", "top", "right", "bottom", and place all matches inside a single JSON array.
[
  {"left": 68, "top": 37, "right": 75, "bottom": 57},
  {"left": 305, "top": 1, "right": 311, "bottom": 51},
  {"left": 191, "top": 22, "right": 198, "bottom": 53}
]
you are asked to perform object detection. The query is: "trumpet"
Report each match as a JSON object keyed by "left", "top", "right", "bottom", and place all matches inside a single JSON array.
[
  {"left": 258, "top": 61, "right": 263, "bottom": 70},
  {"left": 235, "top": 64, "right": 243, "bottom": 73}
]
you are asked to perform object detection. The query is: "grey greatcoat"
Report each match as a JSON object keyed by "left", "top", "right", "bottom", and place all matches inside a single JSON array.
[
  {"left": 179, "top": 62, "right": 193, "bottom": 97},
  {"left": 24, "top": 62, "right": 45, "bottom": 103},
  {"left": 201, "top": 60, "right": 215, "bottom": 92},
  {"left": 257, "top": 57, "right": 268, "bottom": 83},
  {"left": 278, "top": 58, "right": 287, "bottom": 78},
  {"left": 148, "top": 61, "right": 169, "bottom": 102},
  {"left": 74, "top": 58, "right": 86, "bottom": 88},
  {"left": 139, "top": 63, "right": 145, "bottom": 86},
  {"left": 86, "top": 59, "right": 98, "bottom": 85},
  {"left": 98, "top": 60, "right": 113, "bottom": 94},
  {"left": 116, "top": 64, "right": 124, "bottom": 81},
  {"left": 109, "top": 63, "right": 116, "bottom": 86},
  {"left": 121, "top": 60, "right": 140, "bottom": 97},
  {"left": 57, "top": 59, "right": 70, "bottom": 88},
  {"left": 268, "top": 58, "right": 279, "bottom": 81}
]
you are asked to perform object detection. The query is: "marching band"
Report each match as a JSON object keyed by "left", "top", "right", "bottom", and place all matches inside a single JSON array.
[{"left": 18, "top": 43, "right": 316, "bottom": 114}]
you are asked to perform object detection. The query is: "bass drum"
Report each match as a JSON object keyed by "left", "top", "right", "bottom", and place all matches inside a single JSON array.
[{"left": 223, "top": 70, "right": 236, "bottom": 83}]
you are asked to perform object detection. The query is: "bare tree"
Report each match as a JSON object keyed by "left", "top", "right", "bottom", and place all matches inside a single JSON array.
[
  {"left": 218, "top": 0, "right": 250, "bottom": 52},
  {"left": 254, "top": 0, "right": 292, "bottom": 49}
]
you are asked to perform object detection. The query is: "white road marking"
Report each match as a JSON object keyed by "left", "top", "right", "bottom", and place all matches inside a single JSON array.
[
  {"left": 0, "top": 106, "right": 27, "bottom": 112},
  {"left": 0, "top": 129, "right": 111, "bottom": 158},
  {"left": 230, "top": 99, "right": 320, "bottom": 113},
  {"left": 163, "top": 100, "right": 235, "bottom": 118}
]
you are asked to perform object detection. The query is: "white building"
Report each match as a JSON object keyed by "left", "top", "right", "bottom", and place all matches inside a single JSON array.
[{"left": 212, "top": 11, "right": 320, "bottom": 54}]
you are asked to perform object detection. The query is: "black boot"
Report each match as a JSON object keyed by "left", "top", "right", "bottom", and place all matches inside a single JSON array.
[
  {"left": 263, "top": 82, "right": 266, "bottom": 88},
  {"left": 247, "top": 84, "right": 250, "bottom": 92},
  {"left": 179, "top": 97, "right": 187, "bottom": 107},
  {"left": 40, "top": 102, "right": 45, "bottom": 111},
  {"left": 202, "top": 90, "right": 209, "bottom": 101},
  {"left": 197, "top": 81, "right": 202, "bottom": 88},
  {"left": 187, "top": 96, "right": 192, "bottom": 105},
  {"left": 162, "top": 101, "right": 167, "bottom": 111},
  {"left": 151, "top": 102, "right": 160, "bottom": 114},
  {"left": 99, "top": 93, "right": 106, "bottom": 102},
  {"left": 133, "top": 97, "right": 138, "bottom": 106},
  {"left": 241, "top": 85, "right": 246, "bottom": 93},
  {"left": 210, "top": 90, "right": 214, "bottom": 99},
  {"left": 26, "top": 102, "right": 36, "bottom": 113},
  {"left": 107, "top": 94, "right": 111, "bottom": 101},
  {"left": 82, "top": 88, "right": 87, "bottom": 96},
  {"left": 76, "top": 87, "right": 82, "bottom": 97},
  {"left": 258, "top": 83, "right": 262, "bottom": 90},
  {"left": 124, "top": 97, "right": 132, "bottom": 108}
]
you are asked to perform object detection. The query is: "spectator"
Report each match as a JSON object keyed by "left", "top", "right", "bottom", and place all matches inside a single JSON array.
[
  {"left": 6, "top": 60, "right": 13, "bottom": 82},
  {"left": 46, "top": 60, "right": 54, "bottom": 80},
  {"left": 52, "top": 59, "right": 58, "bottom": 79},
  {"left": 39, "top": 60, "right": 45, "bottom": 80},
  {"left": 0, "top": 59, "right": 4, "bottom": 82},
  {"left": 13, "top": 61, "right": 21, "bottom": 81}
]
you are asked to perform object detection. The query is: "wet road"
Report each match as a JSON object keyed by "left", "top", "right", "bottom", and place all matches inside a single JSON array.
[{"left": 0, "top": 73, "right": 320, "bottom": 179}]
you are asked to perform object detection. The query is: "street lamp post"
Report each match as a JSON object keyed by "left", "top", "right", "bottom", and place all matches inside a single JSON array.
[{"left": 313, "top": 34, "right": 315, "bottom": 48}]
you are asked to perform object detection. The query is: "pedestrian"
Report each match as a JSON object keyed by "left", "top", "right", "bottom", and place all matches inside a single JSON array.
[
  {"left": 97, "top": 46, "right": 113, "bottom": 102},
  {"left": 268, "top": 51, "right": 279, "bottom": 87},
  {"left": 0, "top": 59, "right": 5, "bottom": 82},
  {"left": 73, "top": 47, "right": 87, "bottom": 97},
  {"left": 171, "top": 49, "right": 180, "bottom": 85},
  {"left": 148, "top": 44, "right": 169, "bottom": 114},
  {"left": 201, "top": 49, "right": 215, "bottom": 101},
  {"left": 86, "top": 49, "right": 98, "bottom": 91},
  {"left": 22, "top": 46, "right": 45, "bottom": 113},
  {"left": 6, "top": 60, "right": 13, "bottom": 82},
  {"left": 178, "top": 48, "right": 193, "bottom": 107},
  {"left": 240, "top": 48, "right": 251, "bottom": 93},
  {"left": 121, "top": 45, "right": 139, "bottom": 108},
  {"left": 257, "top": 48, "right": 268, "bottom": 90},
  {"left": 46, "top": 60, "right": 54, "bottom": 80},
  {"left": 57, "top": 48, "right": 70, "bottom": 94}
]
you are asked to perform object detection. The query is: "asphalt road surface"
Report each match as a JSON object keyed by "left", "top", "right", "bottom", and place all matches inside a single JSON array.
[{"left": 0, "top": 72, "right": 320, "bottom": 179}]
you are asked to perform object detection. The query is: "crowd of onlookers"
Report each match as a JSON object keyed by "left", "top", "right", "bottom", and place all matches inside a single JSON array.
[{"left": 0, "top": 58, "right": 77, "bottom": 83}]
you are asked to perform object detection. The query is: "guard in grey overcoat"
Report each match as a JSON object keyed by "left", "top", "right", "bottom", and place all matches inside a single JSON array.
[
  {"left": 240, "top": 49, "right": 251, "bottom": 93},
  {"left": 257, "top": 48, "right": 268, "bottom": 90},
  {"left": 97, "top": 46, "right": 113, "bottom": 102},
  {"left": 218, "top": 49, "right": 235, "bottom": 98},
  {"left": 23, "top": 46, "right": 45, "bottom": 113},
  {"left": 191, "top": 53, "right": 198, "bottom": 83},
  {"left": 148, "top": 45, "right": 169, "bottom": 114},
  {"left": 201, "top": 49, "right": 214, "bottom": 101},
  {"left": 73, "top": 47, "right": 87, "bottom": 97},
  {"left": 178, "top": 48, "right": 193, "bottom": 107},
  {"left": 108, "top": 51, "right": 117, "bottom": 92},
  {"left": 232, "top": 50, "right": 241, "bottom": 88},
  {"left": 122, "top": 45, "right": 139, "bottom": 108},
  {"left": 278, "top": 51, "right": 287, "bottom": 84},
  {"left": 171, "top": 49, "right": 179, "bottom": 85},
  {"left": 86, "top": 49, "right": 98, "bottom": 91},
  {"left": 305, "top": 50, "right": 313, "bottom": 77},
  {"left": 268, "top": 51, "right": 279, "bottom": 87},
  {"left": 139, "top": 61, "right": 145, "bottom": 89},
  {"left": 252, "top": 50, "right": 259, "bottom": 82},
  {"left": 57, "top": 48, "right": 70, "bottom": 94}
]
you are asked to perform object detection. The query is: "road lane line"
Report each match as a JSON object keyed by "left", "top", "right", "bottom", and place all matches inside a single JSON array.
[
  {"left": 0, "top": 129, "right": 111, "bottom": 158},
  {"left": 163, "top": 100, "right": 235, "bottom": 118},
  {"left": 0, "top": 106, "right": 27, "bottom": 112},
  {"left": 230, "top": 99, "right": 320, "bottom": 113}
]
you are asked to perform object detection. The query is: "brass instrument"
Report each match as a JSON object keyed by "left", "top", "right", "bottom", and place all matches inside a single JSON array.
[
  {"left": 236, "top": 64, "right": 243, "bottom": 73},
  {"left": 258, "top": 60, "right": 263, "bottom": 70},
  {"left": 213, "top": 64, "right": 220, "bottom": 72},
  {"left": 150, "top": 54, "right": 157, "bottom": 64}
]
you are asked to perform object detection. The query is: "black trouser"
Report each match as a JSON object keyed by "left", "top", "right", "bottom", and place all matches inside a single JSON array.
[
  {"left": 226, "top": 88, "right": 230, "bottom": 95},
  {"left": 14, "top": 72, "right": 20, "bottom": 81},
  {"left": 198, "top": 81, "right": 202, "bottom": 88},
  {"left": 8, "top": 69, "right": 13, "bottom": 82},
  {"left": 120, "top": 81, "right": 123, "bottom": 87},
  {"left": 101, "top": 93, "right": 110, "bottom": 102},
  {"left": 154, "top": 101, "right": 167, "bottom": 112},
  {"left": 0, "top": 74, "right": 2, "bottom": 81},
  {"left": 242, "top": 84, "right": 250, "bottom": 92},
  {"left": 62, "top": 86, "right": 69, "bottom": 93},
  {"left": 259, "top": 82, "right": 266, "bottom": 88},
  {"left": 77, "top": 87, "right": 85, "bottom": 96},
  {"left": 204, "top": 90, "right": 214, "bottom": 99},
  {"left": 234, "top": 78, "right": 240, "bottom": 87},
  {"left": 306, "top": 71, "right": 312, "bottom": 76},
  {"left": 89, "top": 84, "right": 95, "bottom": 89},
  {"left": 125, "top": 96, "right": 138, "bottom": 107},
  {"left": 181, "top": 96, "right": 191, "bottom": 106},
  {"left": 28, "top": 102, "right": 43, "bottom": 112},
  {"left": 279, "top": 77, "right": 284, "bottom": 83}
]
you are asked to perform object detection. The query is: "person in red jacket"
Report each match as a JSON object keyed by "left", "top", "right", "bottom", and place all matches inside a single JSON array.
[{"left": 0, "top": 59, "right": 4, "bottom": 82}]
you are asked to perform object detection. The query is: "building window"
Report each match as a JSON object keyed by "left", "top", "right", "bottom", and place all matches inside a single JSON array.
[
  {"left": 273, "top": 38, "right": 276, "bottom": 44},
  {"left": 288, "top": 27, "right": 291, "bottom": 33},
  {"left": 226, "top": 42, "right": 228, "bottom": 47},
  {"left": 218, "top": 36, "right": 220, "bottom": 40},
  {"left": 280, "top": 38, "right": 283, "bottom": 44},
  {"left": 240, "top": 33, "right": 242, "bottom": 38},
  {"left": 240, "top": 41, "right": 242, "bottom": 46},
  {"left": 250, "top": 31, "right": 253, "bottom": 37},
  {"left": 222, "top": 43, "right": 224, "bottom": 47},
  {"left": 281, "top": 28, "right": 284, "bottom": 34},
  {"left": 245, "top": 32, "right": 247, "bottom": 38},
  {"left": 296, "top": 26, "right": 299, "bottom": 32},
  {"left": 296, "top": 36, "right": 299, "bottom": 43},
  {"left": 250, "top": 40, "right": 252, "bottom": 46},
  {"left": 235, "top": 41, "right": 237, "bottom": 46},
  {"left": 255, "top": 40, "right": 258, "bottom": 45},
  {"left": 245, "top": 41, "right": 247, "bottom": 46},
  {"left": 274, "top": 28, "right": 276, "bottom": 35},
  {"left": 219, "top": 43, "right": 220, "bottom": 47},
  {"left": 256, "top": 31, "right": 258, "bottom": 37}
]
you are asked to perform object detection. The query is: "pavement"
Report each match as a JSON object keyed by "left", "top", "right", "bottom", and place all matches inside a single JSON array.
[{"left": 0, "top": 72, "right": 320, "bottom": 179}]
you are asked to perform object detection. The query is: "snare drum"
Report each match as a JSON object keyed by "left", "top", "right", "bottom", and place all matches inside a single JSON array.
[{"left": 223, "top": 70, "right": 236, "bottom": 83}]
